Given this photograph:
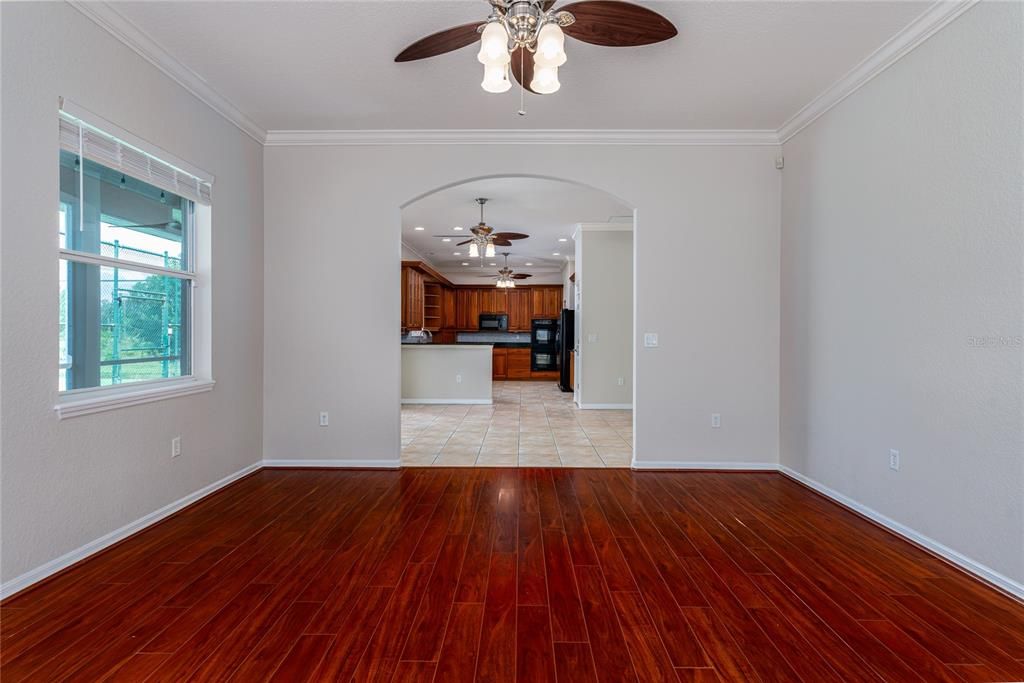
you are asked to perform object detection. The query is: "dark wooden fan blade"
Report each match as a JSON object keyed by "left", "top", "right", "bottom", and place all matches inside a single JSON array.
[
  {"left": 560, "top": 1, "right": 677, "bottom": 47},
  {"left": 543, "top": 1, "right": 557, "bottom": 10},
  {"left": 456, "top": 239, "right": 474, "bottom": 246},
  {"left": 491, "top": 232, "right": 529, "bottom": 240},
  {"left": 511, "top": 273, "right": 533, "bottom": 279},
  {"left": 395, "top": 22, "right": 482, "bottom": 62},
  {"left": 491, "top": 239, "right": 513, "bottom": 247},
  {"left": 509, "top": 47, "right": 537, "bottom": 94}
]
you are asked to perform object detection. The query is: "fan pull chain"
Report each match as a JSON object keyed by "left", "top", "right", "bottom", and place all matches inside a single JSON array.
[{"left": 517, "top": 47, "right": 526, "bottom": 116}]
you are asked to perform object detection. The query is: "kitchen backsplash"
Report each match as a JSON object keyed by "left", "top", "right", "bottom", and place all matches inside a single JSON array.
[{"left": 457, "top": 332, "right": 531, "bottom": 344}]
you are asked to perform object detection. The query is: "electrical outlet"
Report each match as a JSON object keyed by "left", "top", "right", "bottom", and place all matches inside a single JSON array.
[
  {"left": 319, "top": 411, "right": 329, "bottom": 427},
  {"left": 587, "top": 333, "right": 599, "bottom": 343},
  {"left": 643, "top": 333, "right": 659, "bottom": 348},
  {"left": 617, "top": 377, "right": 624, "bottom": 386},
  {"left": 889, "top": 449, "right": 900, "bottom": 471},
  {"left": 711, "top": 413, "right": 721, "bottom": 428},
  {"left": 456, "top": 374, "right": 462, "bottom": 384},
  {"left": 171, "top": 436, "right": 181, "bottom": 458}
]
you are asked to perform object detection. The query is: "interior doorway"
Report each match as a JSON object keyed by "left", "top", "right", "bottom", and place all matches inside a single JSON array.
[{"left": 399, "top": 176, "right": 635, "bottom": 467}]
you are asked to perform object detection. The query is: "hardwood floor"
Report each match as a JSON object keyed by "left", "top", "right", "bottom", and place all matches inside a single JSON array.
[{"left": 2, "top": 468, "right": 1023, "bottom": 682}]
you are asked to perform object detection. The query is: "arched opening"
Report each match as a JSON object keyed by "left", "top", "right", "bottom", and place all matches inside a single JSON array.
[{"left": 398, "top": 175, "right": 637, "bottom": 468}]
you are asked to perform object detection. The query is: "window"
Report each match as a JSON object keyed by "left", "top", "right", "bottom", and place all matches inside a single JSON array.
[{"left": 57, "top": 105, "right": 212, "bottom": 405}]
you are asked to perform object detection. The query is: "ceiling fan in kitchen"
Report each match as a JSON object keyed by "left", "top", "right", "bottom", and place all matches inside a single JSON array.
[
  {"left": 395, "top": 0, "right": 677, "bottom": 99},
  {"left": 455, "top": 198, "right": 529, "bottom": 259},
  {"left": 479, "top": 253, "right": 533, "bottom": 288}
]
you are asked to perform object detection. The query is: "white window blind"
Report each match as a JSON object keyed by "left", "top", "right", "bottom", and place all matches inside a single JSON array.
[{"left": 59, "top": 111, "right": 212, "bottom": 205}]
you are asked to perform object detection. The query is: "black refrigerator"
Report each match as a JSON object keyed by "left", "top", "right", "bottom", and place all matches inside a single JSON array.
[{"left": 558, "top": 309, "right": 574, "bottom": 392}]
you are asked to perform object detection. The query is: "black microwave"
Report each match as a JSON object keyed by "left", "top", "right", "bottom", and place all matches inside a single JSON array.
[{"left": 479, "top": 313, "right": 508, "bottom": 331}]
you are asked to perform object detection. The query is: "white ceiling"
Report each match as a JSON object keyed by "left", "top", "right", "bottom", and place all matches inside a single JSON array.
[
  {"left": 111, "top": 0, "right": 928, "bottom": 131},
  {"left": 402, "top": 177, "right": 630, "bottom": 282}
]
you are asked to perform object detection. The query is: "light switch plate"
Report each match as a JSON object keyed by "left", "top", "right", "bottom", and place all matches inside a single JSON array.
[{"left": 643, "top": 333, "right": 659, "bottom": 348}]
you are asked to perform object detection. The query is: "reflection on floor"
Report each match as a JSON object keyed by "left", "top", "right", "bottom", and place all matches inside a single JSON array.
[{"left": 401, "top": 381, "right": 632, "bottom": 467}]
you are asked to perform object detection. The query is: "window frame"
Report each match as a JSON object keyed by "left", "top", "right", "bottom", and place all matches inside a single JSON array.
[{"left": 55, "top": 101, "right": 215, "bottom": 419}]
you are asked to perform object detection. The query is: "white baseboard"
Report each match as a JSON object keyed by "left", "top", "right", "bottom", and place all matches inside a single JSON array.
[
  {"left": 0, "top": 461, "right": 262, "bottom": 600},
  {"left": 400, "top": 398, "right": 492, "bottom": 405},
  {"left": 779, "top": 466, "right": 1024, "bottom": 601},
  {"left": 577, "top": 403, "right": 633, "bottom": 410},
  {"left": 630, "top": 460, "right": 778, "bottom": 471},
  {"left": 262, "top": 459, "right": 401, "bottom": 469}
]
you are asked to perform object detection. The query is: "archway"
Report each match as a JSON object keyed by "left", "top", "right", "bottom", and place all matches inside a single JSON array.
[{"left": 398, "top": 174, "right": 637, "bottom": 468}]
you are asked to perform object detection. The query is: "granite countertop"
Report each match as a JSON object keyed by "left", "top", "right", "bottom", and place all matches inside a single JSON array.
[
  {"left": 402, "top": 343, "right": 492, "bottom": 349},
  {"left": 457, "top": 341, "right": 531, "bottom": 348}
]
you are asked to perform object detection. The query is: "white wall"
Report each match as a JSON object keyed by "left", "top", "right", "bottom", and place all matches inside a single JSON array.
[
  {"left": 402, "top": 346, "right": 492, "bottom": 404},
  {"left": 577, "top": 228, "right": 633, "bottom": 407},
  {"left": 0, "top": 3, "right": 264, "bottom": 584},
  {"left": 264, "top": 146, "right": 781, "bottom": 467},
  {"left": 562, "top": 258, "right": 575, "bottom": 310},
  {"left": 780, "top": 1, "right": 1024, "bottom": 586}
]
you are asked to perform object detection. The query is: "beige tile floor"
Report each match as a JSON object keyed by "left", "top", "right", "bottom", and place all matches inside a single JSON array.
[{"left": 401, "top": 381, "right": 633, "bottom": 468}]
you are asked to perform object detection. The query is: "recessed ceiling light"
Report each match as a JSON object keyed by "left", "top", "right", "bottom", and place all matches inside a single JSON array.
[
  {"left": 414, "top": 226, "right": 425, "bottom": 231},
  {"left": 453, "top": 252, "right": 461, "bottom": 256},
  {"left": 461, "top": 262, "right": 469, "bottom": 266},
  {"left": 489, "top": 263, "right": 496, "bottom": 266},
  {"left": 441, "top": 237, "right": 451, "bottom": 242},
  {"left": 558, "top": 237, "right": 568, "bottom": 242},
  {"left": 453, "top": 226, "right": 463, "bottom": 231},
  {"left": 552, "top": 252, "right": 560, "bottom": 256},
  {"left": 525, "top": 262, "right": 533, "bottom": 266}
]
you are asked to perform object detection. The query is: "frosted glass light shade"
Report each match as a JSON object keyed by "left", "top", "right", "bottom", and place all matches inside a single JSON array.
[
  {"left": 481, "top": 63, "right": 511, "bottom": 93},
  {"left": 534, "top": 23, "right": 566, "bottom": 67},
  {"left": 531, "top": 64, "right": 561, "bottom": 94},
  {"left": 485, "top": 242, "right": 496, "bottom": 258},
  {"left": 469, "top": 242, "right": 480, "bottom": 258},
  {"left": 478, "top": 22, "right": 511, "bottom": 66}
]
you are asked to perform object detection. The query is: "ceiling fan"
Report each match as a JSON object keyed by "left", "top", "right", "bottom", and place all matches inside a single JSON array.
[
  {"left": 458, "top": 198, "right": 529, "bottom": 258},
  {"left": 479, "top": 253, "right": 533, "bottom": 288},
  {"left": 395, "top": 0, "right": 677, "bottom": 98}
]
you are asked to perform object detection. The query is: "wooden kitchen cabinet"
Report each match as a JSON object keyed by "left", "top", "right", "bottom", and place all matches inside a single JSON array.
[
  {"left": 507, "top": 289, "right": 532, "bottom": 331},
  {"left": 441, "top": 287, "right": 457, "bottom": 330},
  {"left": 478, "top": 288, "right": 508, "bottom": 316},
  {"left": 531, "top": 286, "right": 562, "bottom": 320},
  {"left": 401, "top": 266, "right": 425, "bottom": 330},
  {"left": 455, "top": 289, "right": 480, "bottom": 330},
  {"left": 492, "top": 347, "right": 508, "bottom": 379},
  {"left": 507, "top": 347, "right": 531, "bottom": 379}
]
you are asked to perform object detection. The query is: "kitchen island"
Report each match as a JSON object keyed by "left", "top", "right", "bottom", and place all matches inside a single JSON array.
[{"left": 401, "top": 344, "right": 493, "bottom": 404}]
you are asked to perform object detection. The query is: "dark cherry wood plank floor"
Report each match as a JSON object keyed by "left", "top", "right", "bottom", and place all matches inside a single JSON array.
[{"left": 3, "top": 468, "right": 1023, "bottom": 682}]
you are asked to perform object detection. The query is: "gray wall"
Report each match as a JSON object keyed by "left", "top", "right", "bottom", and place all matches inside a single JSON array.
[
  {"left": 264, "top": 146, "right": 782, "bottom": 467},
  {"left": 1, "top": 2, "right": 265, "bottom": 583},
  {"left": 577, "top": 228, "right": 633, "bottom": 407},
  {"left": 780, "top": 1, "right": 1024, "bottom": 586}
]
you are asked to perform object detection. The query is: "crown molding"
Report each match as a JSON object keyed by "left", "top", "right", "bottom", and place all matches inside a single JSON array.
[
  {"left": 777, "top": 0, "right": 979, "bottom": 144},
  {"left": 67, "top": 1, "right": 267, "bottom": 144},
  {"left": 263, "top": 129, "right": 781, "bottom": 147},
  {"left": 71, "top": 0, "right": 976, "bottom": 150}
]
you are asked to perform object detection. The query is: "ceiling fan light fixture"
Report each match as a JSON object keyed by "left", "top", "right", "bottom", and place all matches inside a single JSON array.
[
  {"left": 478, "top": 21, "right": 511, "bottom": 66},
  {"left": 485, "top": 242, "right": 496, "bottom": 258},
  {"left": 469, "top": 242, "right": 480, "bottom": 258},
  {"left": 481, "top": 63, "right": 512, "bottom": 93},
  {"left": 531, "top": 64, "right": 560, "bottom": 94},
  {"left": 534, "top": 23, "right": 567, "bottom": 67}
]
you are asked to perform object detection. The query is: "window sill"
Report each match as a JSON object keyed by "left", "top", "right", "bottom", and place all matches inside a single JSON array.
[{"left": 55, "top": 378, "right": 215, "bottom": 420}]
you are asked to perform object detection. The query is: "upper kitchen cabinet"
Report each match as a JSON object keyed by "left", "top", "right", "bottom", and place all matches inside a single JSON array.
[
  {"left": 508, "top": 289, "right": 532, "bottom": 331},
  {"left": 455, "top": 288, "right": 480, "bottom": 330},
  {"left": 442, "top": 287, "right": 457, "bottom": 329},
  {"left": 401, "top": 265, "right": 425, "bottom": 330},
  {"left": 531, "top": 286, "right": 562, "bottom": 320},
  {"left": 478, "top": 288, "right": 508, "bottom": 316}
]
